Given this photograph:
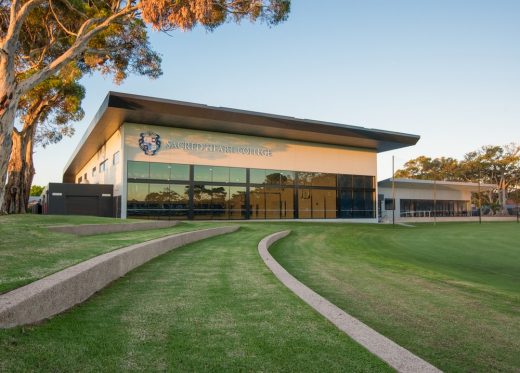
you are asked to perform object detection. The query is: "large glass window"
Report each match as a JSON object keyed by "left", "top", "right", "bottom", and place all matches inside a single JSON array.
[
  {"left": 338, "top": 174, "right": 353, "bottom": 189},
  {"left": 230, "top": 168, "right": 246, "bottom": 183},
  {"left": 127, "top": 183, "right": 148, "bottom": 216},
  {"left": 353, "top": 175, "right": 365, "bottom": 189},
  {"left": 228, "top": 187, "right": 246, "bottom": 219},
  {"left": 167, "top": 184, "right": 190, "bottom": 218},
  {"left": 298, "top": 188, "right": 312, "bottom": 218},
  {"left": 297, "top": 188, "right": 335, "bottom": 218},
  {"left": 250, "top": 169, "right": 266, "bottom": 184},
  {"left": 297, "top": 172, "right": 313, "bottom": 186},
  {"left": 212, "top": 167, "right": 229, "bottom": 183},
  {"left": 126, "top": 162, "right": 376, "bottom": 220},
  {"left": 193, "top": 184, "right": 229, "bottom": 219},
  {"left": 250, "top": 186, "right": 266, "bottom": 219},
  {"left": 128, "top": 161, "right": 149, "bottom": 179},
  {"left": 265, "top": 171, "right": 282, "bottom": 185},
  {"left": 194, "top": 166, "right": 212, "bottom": 182},
  {"left": 171, "top": 164, "right": 190, "bottom": 181},
  {"left": 339, "top": 189, "right": 353, "bottom": 218},
  {"left": 150, "top": 163, "right": 171, "bottom": 180},
  {"left": 312, "top": 189, "right": 337, "bottom": 218},
  {"left": 400, "top": 199, "right": 469, "bottom": 217},
  {"left": 314, "top": 173, "right": 336, "bottom": 187},
  {"left": 147, "top": 184, "right": 170, "bottom": 211}
]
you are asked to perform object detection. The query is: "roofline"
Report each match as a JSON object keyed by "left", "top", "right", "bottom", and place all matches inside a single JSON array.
[
  {"left": 378, "top": 178, "right": 496, "bottom": 189},
  {"left": 63, "top": 92, "right": 420, "bottom": 182}
]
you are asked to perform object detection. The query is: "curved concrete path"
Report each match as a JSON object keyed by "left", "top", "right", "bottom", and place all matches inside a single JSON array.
[
  {"left": 0, "top": 226, "right": 239, "bottom": 328},
  {"left": 48, "top": 220, "right": 178, "bottom": 236},
  {"left": 258, "top": 230, "right": 442, "bottom": 373}
]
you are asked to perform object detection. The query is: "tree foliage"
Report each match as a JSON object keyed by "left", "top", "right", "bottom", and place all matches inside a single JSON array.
[
  {"left": 395, "top": 143, "right": 520, "bottom": 213},
  {"left": 0, "top": 0, "right": 291, "bottom": 212},
  {"left": 29, "top": 184, "right": 43, "bottom": 196}
]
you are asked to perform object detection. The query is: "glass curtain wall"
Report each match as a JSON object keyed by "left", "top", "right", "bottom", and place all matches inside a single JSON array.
[
  {"left": 127, "top": 161, "right": 376, "bottom": 219},
  {"left": 400, "top": 199, "right": 470, "bottom": 217}
]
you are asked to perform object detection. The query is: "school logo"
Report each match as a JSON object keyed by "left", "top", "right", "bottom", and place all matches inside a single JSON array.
[{"left": 139, "top": 132, "right": 161, "bottom": 156}]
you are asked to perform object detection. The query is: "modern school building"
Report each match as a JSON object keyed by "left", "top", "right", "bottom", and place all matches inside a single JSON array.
[{"left": 61, "top": 92, "right": 419, "bottom": 220}]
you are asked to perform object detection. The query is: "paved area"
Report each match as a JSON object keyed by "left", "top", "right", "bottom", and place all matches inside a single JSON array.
[{"left": 258, "top": 230, "right": 442, "bottom": 373}]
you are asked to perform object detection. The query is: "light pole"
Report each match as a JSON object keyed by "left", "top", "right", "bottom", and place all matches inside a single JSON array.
[
  {"left": 433, "top": 177, "right": 437, "bottom": 226},
  {"left": 478, "top": 168, "right": 482, "bottom": 225},
  {"left": 392, "top": 156, "right": 396, "bottom": 226}
]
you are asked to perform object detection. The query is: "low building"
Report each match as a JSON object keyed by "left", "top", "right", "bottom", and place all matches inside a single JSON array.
[
  {"left": 378, "top": 178, "right": 496, "bottom": 221},
  {"left": 41, "top": 183, "right": 114, "bottom": 217},
  {"left": 62, "top": 92, "right": 420, "bottom": 220}
]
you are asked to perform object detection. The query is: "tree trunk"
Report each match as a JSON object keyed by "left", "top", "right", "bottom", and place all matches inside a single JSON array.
[
  {"left": 23, "top": 126, "right": 36, "bottom": 210},
  {"left": 2, "top": 130, "right": 23, "bottom": 213},
  {"left": 2, "top": 124, "right": 36, "bottom": 213},
  {"left": 0, "top": 102, "right": 19, "bottom": 213},
  {"left": 0, "top": 64, "right": 19, "bottom": 213}
]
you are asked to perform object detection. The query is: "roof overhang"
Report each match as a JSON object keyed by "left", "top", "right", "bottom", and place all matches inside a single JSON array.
[
  {"left": 378, "top": 178, "right": 496, "bottom": 192},
  {"left": 63, "top": 92, "right": 420, "bottom": 182}
]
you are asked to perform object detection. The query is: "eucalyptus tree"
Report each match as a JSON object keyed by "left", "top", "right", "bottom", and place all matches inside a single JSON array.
[
  {"left": 0, "top": 0, "right": 291, "bottom": 212},
  {"left": 3, "top": 7, "right": 164, "bottom": 213}
]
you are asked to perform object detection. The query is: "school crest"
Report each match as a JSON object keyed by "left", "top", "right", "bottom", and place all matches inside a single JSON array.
[{"left": 139, "top": 132, "right": 161, "bottom": 156}]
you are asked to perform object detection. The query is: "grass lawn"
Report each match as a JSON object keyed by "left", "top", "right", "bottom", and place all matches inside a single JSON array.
[
  {"left": 0, "top": 224, "right": 391, "bottom": 372},
  {"left": 270, "top": 222, "right": 520, "bottom": 372},
  {"left": 0, "top": 214, "right": 228, "bottom": 294}
]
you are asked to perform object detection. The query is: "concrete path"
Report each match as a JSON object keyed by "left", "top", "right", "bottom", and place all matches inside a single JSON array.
[
  {"left": 0, "top": 226, "right": 239, "bottom": 328},
  {"left": 258, "top": 230, "right": 442, "bottom": 373},
  {"left": 48, "top": 220, "right": 178, "bottom": 236}
]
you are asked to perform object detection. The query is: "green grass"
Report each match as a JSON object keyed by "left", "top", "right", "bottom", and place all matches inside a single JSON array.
[
  {"left": 0, "top": 215, "right": 226, "bottom": 294},
  {"left": 0, "top": 224, "right": 391, "bottom": 372},
  {"left": 1, "top": 217, "right": 518, "bottom": 371},
  {"left": 270, "top": 222, "right": 520, "bottom": 372}
]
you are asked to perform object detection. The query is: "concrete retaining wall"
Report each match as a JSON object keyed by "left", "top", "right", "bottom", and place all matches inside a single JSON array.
[
  {"left": 0, "top": 226, "right": 239, "bottom": 328},
  {"left": 258, "top": 230, "right": 441, "bottom": 373},
  {"left": 48, "top": 220, "right": 179, "bottom": 236}
]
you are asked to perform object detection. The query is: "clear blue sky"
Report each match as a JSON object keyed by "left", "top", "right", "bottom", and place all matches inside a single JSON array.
[{"left": 33, "top": 0, "right": 520, "bottom": 185}]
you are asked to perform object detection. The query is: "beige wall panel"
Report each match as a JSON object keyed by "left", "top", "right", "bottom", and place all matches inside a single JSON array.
[
  {"left": 379, "top": 186, "right": 471, "bottom": 202},
  {"left": 123, "top": 123, "right": 377, "bottom": 176},
  {"left": 75, "top": 130, "right": 123, "bottom": 196}
]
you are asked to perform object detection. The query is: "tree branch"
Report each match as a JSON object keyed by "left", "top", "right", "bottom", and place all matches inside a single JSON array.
[
  {"left": 16, "top": 4, "right": 139, "bottom": 95},
  {"left": 49, "top": 0, "right": 78, "bottom": 37}
]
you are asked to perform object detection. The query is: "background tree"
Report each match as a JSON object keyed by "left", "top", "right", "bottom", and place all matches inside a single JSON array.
[
  {"left": 0, "top": 0, "right": 291, "bottom": 212},
  {"left": 395, "top": 143, "right": 520, "bottom": 214},
  {"left": 394, "top": 156, "right": 461, "bottom": 180},
  {"left": 29, "top": 184, "right": 43, "bottom": 196},
  {"left": 462, "top": 144, "right": 520, "bottom": 213}
]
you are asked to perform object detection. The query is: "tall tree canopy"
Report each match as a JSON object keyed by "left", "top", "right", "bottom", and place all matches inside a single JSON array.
[
  {"left": 395, "top": 143, "right": 520, "bottom": 213},
  {"left": 0, "top": 0, "right": 291, "bottom": 212},
  {"left": 3, "top": 11, "right": 164, "bottom": 213}
]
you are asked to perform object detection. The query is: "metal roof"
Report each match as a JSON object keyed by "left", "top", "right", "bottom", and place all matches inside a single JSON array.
[
  {"left": 63, "top": 91, "right": 420, "bottom": 182},
  {"left": 378, "top": 178, "right": 496, "bottom": 192}
]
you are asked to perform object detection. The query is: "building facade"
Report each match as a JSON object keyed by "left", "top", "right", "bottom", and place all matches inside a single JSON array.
[
  {"left": 378, "top": 178, "right": 495, "bottom": 221},
  {"left": 63, "top": 92, "right": 419, "bottom": 220}
]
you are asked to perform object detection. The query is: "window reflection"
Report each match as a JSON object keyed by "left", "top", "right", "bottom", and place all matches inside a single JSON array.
[
  {"left": 230, "top": 168, "right": 246, "bottom": 183},
  {"left": 128, "top": 161, "right": 149, "bottom": 179},
  {"left": 126, "top": 162, "right": 376, "bottom": 220},
  {"left": 150, "top": 163, "right": 170, "bottom": 180},
  {"left": 171, "top": 164, "right": 190, "bottom": 181},
  {"left": 250, "top": 169, "right": 266, "bottom": 184}
]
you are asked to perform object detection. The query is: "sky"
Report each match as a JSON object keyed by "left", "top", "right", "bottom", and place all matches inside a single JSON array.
[{"left": 32, "top": 0, "right": 520, "bottom": 185}]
